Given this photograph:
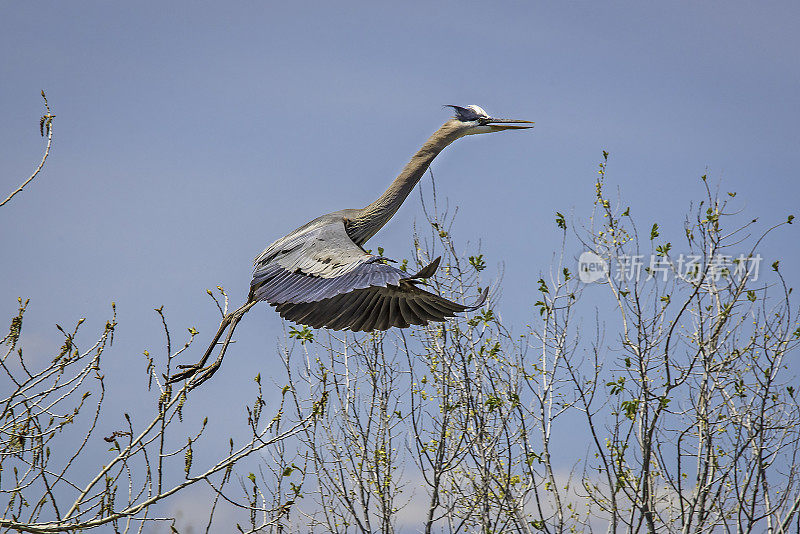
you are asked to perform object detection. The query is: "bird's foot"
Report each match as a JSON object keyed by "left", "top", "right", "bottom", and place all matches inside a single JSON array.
[
  {"left": 186, "top": 361, "right": 222, "bottom": 391},
  {"left": 166, "top": 363, "right": 205, "bottom": 384}
]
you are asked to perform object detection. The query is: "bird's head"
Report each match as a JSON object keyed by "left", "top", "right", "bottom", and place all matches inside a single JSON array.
[{"left": 445, "top": 105, "right": 533, "bottom": 136}]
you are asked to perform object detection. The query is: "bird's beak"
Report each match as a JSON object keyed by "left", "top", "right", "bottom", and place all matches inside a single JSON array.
[{"left": 486, "top": 118, "right": 535, "bottom": 132}]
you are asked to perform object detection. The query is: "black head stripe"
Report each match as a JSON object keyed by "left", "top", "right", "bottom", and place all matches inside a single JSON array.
[{"left": 446, "top": 105, "right": 481, "bottom": 122}]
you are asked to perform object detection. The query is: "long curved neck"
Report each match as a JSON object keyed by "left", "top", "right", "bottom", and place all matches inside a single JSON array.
[{"left": 347, "top": 121, "right": 464, "bottom": 245}]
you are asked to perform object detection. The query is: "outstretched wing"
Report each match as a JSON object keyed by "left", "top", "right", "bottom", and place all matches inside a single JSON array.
[
  {"left": 249, "top": 218, "right": 486, "bottom": 331},
  {"left": 274, "top": 280, "right": 488, "bottom": 332},
  {"left": 249, "top": 218, "right": 406, "bottom": 304}
]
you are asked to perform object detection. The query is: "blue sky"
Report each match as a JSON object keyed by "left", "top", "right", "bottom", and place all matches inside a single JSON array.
[{"left": 2, "top": 1, "right": 799, "bottom": 528}]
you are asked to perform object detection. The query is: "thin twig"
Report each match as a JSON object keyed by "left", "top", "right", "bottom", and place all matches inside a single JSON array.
[{"left": 1, "top": 91, "right": 55, "bottom": 207}]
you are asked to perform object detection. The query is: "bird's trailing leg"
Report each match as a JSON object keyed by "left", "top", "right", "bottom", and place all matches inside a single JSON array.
[
  {"left": 166, "top": 301, "right": 256, "bottom": 388},
  {"left": 186, "top": 310, "right": 247, "bottom": 390}
]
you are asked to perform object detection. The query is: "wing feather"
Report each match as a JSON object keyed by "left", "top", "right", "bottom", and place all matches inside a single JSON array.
[
  {"left": 413, "top": 294, "right": 452, "bottom": 319},
  {"left": 372, "top": 296, "right": 393, "bottom": 332},
  {"left": 398, "top": 298, "right": 423, "bottom": 326},
  {"left": 407, "top": 299, "right": 439, "bottom": 322},
  {"left": 270, "top": 280, "right": 484, "bottom": 332},
  {"left": 350, "top": 293, "right": 385, "bottom": 332},
  {"left": 388, "top": 297, "right": 407, "bottom": 328},
  {"left": 325, "top": 292, "right": 365, "bottom": 330}
]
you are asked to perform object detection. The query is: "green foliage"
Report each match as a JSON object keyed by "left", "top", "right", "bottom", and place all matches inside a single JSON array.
[
  {"left": 607, "top": 377, "right": 626, "bottom": 395},
  {"left": 484, "top": 395, "right": 504, "bottom": 411},
  {"left": 468, "top": 254, "right": 486, "bottom": 272},
  {"left": 537, "top": 278, "right": 548, "bottom": 294},
  {"left": 473, "top": 308, "right": 495, "bottom": 325},
  {"left": 289, "top": 325, "right": 314, "bottom": 344},
  {"left": 620, "top": 399, "right": 639, "bottom": 420}
]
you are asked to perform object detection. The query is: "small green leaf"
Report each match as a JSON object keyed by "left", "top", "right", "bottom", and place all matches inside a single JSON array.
[
  {"left": 621, "top": 399, "right": 639, "bottom": 420},
  {"left": 555, "top": 212, "right": 566, "bottom": 230},
  {"left": 289, "top": 326, "right": 314, "bottom": 344},
  {"left": 607, "top": 377, "right": 625, "bottom": 395},
  {"left": 475, "top": 309, "right": 495, "bottom": 325},
  {"left": 469, "top": 254, "right": 486, "bottom": 272},
  {"left": 537, "top": 278, "right": 549, "bottom": 294},
  {"left": 650, "top": 223, "right": 659, "bottom": 241}
]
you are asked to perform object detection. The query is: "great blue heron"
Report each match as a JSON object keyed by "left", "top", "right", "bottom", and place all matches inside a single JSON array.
[{"left": 170, "top": 105, "right": 532, "bottom": 388}]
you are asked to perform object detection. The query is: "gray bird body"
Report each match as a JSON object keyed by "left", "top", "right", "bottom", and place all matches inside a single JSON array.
[{"left": 170, "top": 105, "right": 532, "bottom": 387}]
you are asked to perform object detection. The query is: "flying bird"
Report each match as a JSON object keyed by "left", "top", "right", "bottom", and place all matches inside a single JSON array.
[{"left": 170, "top": 105, "right": 532, "bottom": 388}]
